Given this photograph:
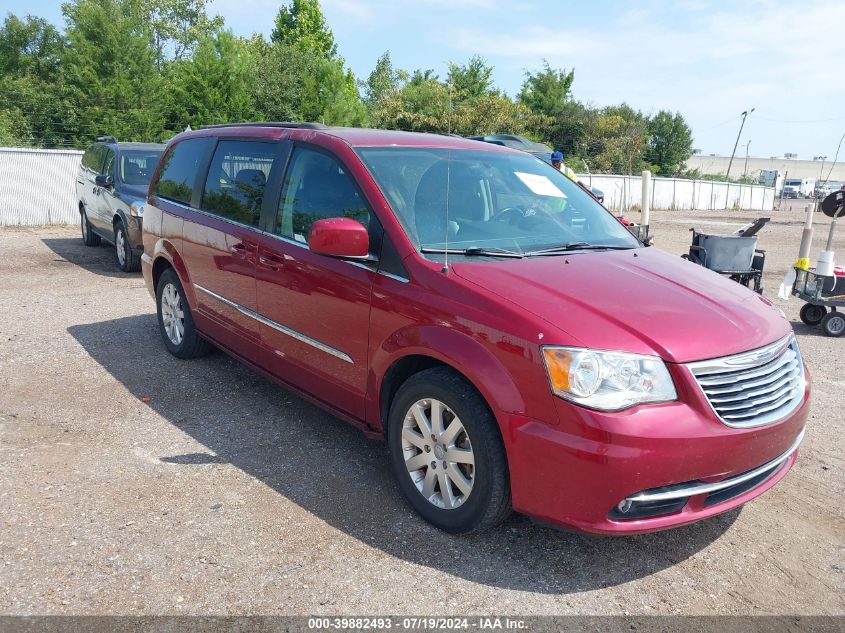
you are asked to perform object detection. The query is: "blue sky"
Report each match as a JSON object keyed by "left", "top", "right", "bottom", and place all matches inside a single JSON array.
[{"left": 6, "top": 0, "right": 844, "bottom": 161}]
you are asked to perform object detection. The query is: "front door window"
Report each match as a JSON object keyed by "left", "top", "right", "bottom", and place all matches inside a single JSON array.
[{"left": 275, "top": 147, "right": 369, "bottom": 244}]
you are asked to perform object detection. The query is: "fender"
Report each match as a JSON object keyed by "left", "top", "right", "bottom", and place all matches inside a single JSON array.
[
  {"left": 112, "top": 206, "right": 127, "bottom": 225},
  {"left": 368, "top": 324, "right": 527, "bottom": 432},
  {"left": 152, "top": 239, "right": 196, "bottom": 309}
]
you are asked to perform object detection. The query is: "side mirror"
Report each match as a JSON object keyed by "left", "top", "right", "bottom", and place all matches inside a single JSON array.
[
  {"left": 95, "top": 174, "right": 113, "bottom": 188},
  {"left": 308, "top": 217, "right": 369, "bottom": 259}
]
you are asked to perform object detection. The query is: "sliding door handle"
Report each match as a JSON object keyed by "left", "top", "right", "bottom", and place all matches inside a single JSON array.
[{"left": 258, "top": 253, "right": 284, "bottom": 271}]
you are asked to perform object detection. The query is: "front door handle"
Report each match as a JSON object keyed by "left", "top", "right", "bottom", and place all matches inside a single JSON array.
[
  {"left": 258, "top": 253, "right": 284, "bottom": 271},
  {"left": 231, "top": 242, "right": 257, "bottom": 262}
]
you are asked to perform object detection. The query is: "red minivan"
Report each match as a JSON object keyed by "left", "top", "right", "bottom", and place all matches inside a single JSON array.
[{"left": 141, "top": 123, "right": 810, "bottom": 535}]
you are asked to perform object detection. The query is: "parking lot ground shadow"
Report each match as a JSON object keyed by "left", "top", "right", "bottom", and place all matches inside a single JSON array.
[
  {"left": 42, "top": 238, "right": 130, "bottom": 278},
  {"left": 69, "top": 315, "right": 738, "bottom": 594}
]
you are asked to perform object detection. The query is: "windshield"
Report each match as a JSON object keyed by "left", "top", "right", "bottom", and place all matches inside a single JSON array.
[
  {"left": 356, "top": 147, "right": 638, "bottom": 257},
  {"left": 120, "top": 149, "right": 163, "bottom": 186}
]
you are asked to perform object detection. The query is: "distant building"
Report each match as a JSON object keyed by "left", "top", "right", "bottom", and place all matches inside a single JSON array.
[{"left": 685, "top": 154, "right": 845, "bottom": 182}]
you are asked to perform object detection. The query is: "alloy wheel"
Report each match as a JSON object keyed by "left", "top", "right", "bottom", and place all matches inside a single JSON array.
[
  {"left": 401, "top": 398, "right": 475, "bottom": 509},
  {"left": 116, "top": 226, "right": 126, "bottom": 266},
  {"left": 160, "top": 282, "right": 185, "bottom": 345}
]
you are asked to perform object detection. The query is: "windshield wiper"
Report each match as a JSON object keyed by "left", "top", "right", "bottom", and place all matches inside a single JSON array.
[
  {"left": 525, "top": 242, "right": 635, "bottom": 257},
  {"left": 421, "top": 246, "right": 524, "bottom": 258}
]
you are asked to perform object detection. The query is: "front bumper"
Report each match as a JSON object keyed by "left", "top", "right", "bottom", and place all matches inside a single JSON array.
[
  {"left": 125, "top": 215, "right": 144, "bottom": 251},
  {"left": 503, "top": 367, "right": 810, "bottom": 535}
]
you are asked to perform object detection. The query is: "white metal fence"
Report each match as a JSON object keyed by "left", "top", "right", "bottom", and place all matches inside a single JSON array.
[
  {"left": 0, "top": 147, "right": 83, "bottom": 226},
  {"left": 578, "top": 173, "right": 775, "bottom": 212},
  {"left": 0, "top": 147, "right": 776, "bottom": 226}
]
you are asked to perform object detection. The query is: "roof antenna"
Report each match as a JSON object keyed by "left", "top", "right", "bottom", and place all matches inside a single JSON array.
[{"left": 442, "top": 76, "right": 454, "bottom": 274}]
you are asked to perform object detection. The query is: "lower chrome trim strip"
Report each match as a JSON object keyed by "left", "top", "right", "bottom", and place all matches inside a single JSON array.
[
  {"left": 194, "top": 284, "right": 353, "bottom": 364},
  {"left": 625, "top": 428, "right": 805, "bottom": 503}
]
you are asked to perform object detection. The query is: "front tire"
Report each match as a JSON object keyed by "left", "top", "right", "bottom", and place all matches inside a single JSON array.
[
  {"left": 387, "top": 367, "right": 511, "bottom": 534},
  {"left": 156, "top": 268, "right": 211, "bottom": 358},
  {"left": 114, "top": 221, "right": 140, "bottom": 272},
  {"left": 80, "top": 208, "right": 101, "bottom": 246}
]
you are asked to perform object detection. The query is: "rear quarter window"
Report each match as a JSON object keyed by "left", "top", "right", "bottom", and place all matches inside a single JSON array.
[
  {"left": 81, "top": 144, "right": 106, "bottom": 172},
  {"left": 153, "top": 137, "right": 215, "bottom": 206}
]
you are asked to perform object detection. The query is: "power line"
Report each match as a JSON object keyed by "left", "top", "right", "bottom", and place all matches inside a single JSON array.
[
  {"left": 822, "top": 132, "right": 845, "bottom": 184},
  {"left": 752, "top": 114, "right": 845, "bottom": 124}
]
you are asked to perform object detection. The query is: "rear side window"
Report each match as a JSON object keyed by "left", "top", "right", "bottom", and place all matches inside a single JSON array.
[
  {"left": 274, "top": 147, "right": 369, "bottom": 243},
  {"left": 201, "top": 140, "right": 276, "bottom": 227},
  {"left": 81, "top": 144, "right": 106, "bottom": 172},
  {"left": 154, "top": 137, "right": 214, "bottom": 205}
]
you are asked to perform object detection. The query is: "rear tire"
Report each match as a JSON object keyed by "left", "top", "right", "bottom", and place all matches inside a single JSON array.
[
  {"left": 821, "top": 310, "right": 845, "bottom": 337},
  {"left": 80, "top": 208, "right": 101, "bottom": 246},
  {"left": 799, "top": 303, "right": 826, "bottom": 326},
  {"left": 156, "top": 268, "right": 211, "bottom": 358},
  {"left": 387, "top": 367, "right": 511, "bottom": 534},
  {"left": 114, "top": 220, "right": 140, "bottom": 272}
]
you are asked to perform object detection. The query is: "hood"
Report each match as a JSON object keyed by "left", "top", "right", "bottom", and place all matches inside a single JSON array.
[
  {"left": 118, "top": 183, "right": 150, "bottom": 202},
  {"left": 452, "top": 247, "right": 791, "bottom": 363}
]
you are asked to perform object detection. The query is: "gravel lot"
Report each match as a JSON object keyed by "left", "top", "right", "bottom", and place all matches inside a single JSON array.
[{"left": 0, "top": 202, "right": 843, "bottom": 616}]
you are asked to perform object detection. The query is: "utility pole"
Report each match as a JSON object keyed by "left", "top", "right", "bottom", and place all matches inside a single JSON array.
[
  {"left": 743, "top": 140, "right": 751, "bottom": 178},
  {"left": 726, "top": 108, "right": 754, "bottom": 180},
  {"left": 816, "top": 156, "right": 827, "bottom": 183}
]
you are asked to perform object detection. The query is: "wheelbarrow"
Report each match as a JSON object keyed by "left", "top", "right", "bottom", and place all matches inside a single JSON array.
[{"left": 682, "top": 217, "right": 769, "bottom": 294}]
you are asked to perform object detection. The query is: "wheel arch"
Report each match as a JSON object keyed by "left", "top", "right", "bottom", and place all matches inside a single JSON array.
[
  {"left": 151, "top": 240, "right": 196, "bottom": 308},
  {"left": 112, "top": 209, "right": 128, "bottom": 229},
  {"left": 373, "top": 327, "right": 527, "bottom": 437}
]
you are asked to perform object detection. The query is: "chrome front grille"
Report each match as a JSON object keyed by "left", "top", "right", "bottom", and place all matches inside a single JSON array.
[{"left": 687, "top": 335, "right": 805, "bottom": 428}]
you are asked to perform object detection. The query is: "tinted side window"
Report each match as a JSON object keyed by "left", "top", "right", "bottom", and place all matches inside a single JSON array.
[
  {"left": 154, "top": 137, "right": 215, "bottom": 205},
  {"left": 103, "top": 149, "right": 116, "bottom": 179},
  {"left": 275, "top": 147, "right": 369, "bottom": 243},
  {"left": 201, "top": 140, "right": 276, "bottom": 227},
  {"left": 81, "top": 144, "right": 105, "bottom": 172},
  {"left": 120, "top": 150, "right": 162, "bottom": 185}
]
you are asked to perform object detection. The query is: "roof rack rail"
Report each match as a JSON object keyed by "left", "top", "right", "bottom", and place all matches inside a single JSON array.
[
  {"left": 96, "top": 135, "right": 118, "bottom": 144},
  {"left": 199, "top": 122, "right": 328, "bottom": 130}
]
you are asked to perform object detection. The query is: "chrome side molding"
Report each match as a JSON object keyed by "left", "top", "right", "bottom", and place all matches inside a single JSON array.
[{"left": 194, "top": 284, "right": 354, "bottom": 364}]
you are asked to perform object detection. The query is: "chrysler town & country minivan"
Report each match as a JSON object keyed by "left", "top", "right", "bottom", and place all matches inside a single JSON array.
[{"left": 141, "top": 123, "right": 809, "bottom": 534}]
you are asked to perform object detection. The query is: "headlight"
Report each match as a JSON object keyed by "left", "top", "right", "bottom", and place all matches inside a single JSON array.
[
  {"left": 129, "top": 201, "right": 145, "bottom": 217},
  {"left": 541, "top": 346, "right": 677, "bottom": 411}
]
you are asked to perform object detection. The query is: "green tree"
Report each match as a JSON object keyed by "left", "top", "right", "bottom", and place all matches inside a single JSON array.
[
  {"left": 364, "top": 50, "right": 403, "bottom": 105},
  {"left": 250, "top": 38, "right": 317, "bottom": 122},
  {"left": 140, "top": 0, "right": 223, "bottom": 66},
  {"left": 300, "top": 57, "right": 367, "bottom": 126},
  {"left": 584, "top": 105, "right": 653, "bottom": 175},
  {"left": 0, "top": 15, "right": 65, "bottom": 81},
  {"left": 166, "top": 29, "right": 256, "bottom": 130},
  {"left": 645, "top": 110, "right": 693, "bottom": 176},
  {"left": 518, "top": 61, "right": 574, "bottom": 118},
  {"left": 61, "top": 0, "right": 165, "bottom": 144},
  {"left": 452, "top": 94, "right": 549, "bottom": 137},
  {"left": 447, "top": 55, "right": 495, "bottom": 102},
  {"left": 0, "top": 14, "right": 67, "bottom": 146},
  {"left": 271, "top": 0, "right": 336, "bottom": 61}
]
